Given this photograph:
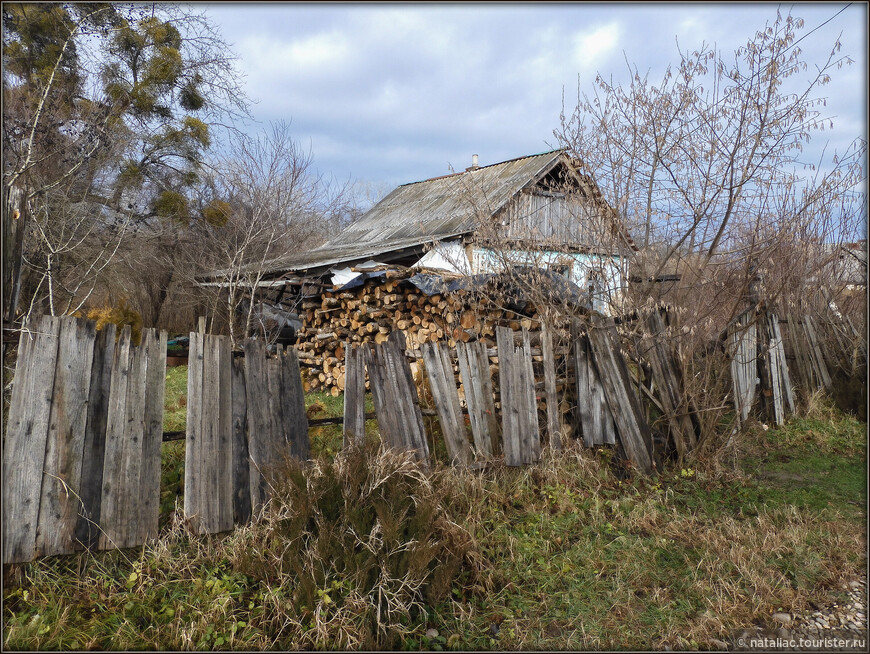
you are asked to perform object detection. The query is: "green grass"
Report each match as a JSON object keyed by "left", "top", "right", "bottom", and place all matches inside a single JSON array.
[
  {"left": 4, "top": 393, "right": 865, "bottom": 651},
  {"left": 162, "top": 365, "right": 188, "bottom": 432}
]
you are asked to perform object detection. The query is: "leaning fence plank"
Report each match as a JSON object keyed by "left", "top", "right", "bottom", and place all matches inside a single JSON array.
[
  {"left": 99, "top": 326, "right": 133, "bottom": 550},
  {"left": 769, "top": 316, "right": 795, "bottom": 414},
  {"left": 729, "top": 311, "right": 757, "bottom": 428},
  {"left": 642, "top": 310, "right": 698, "bottom": 459},
  {"left": 36, "top": 317, "right": 96, "bottom": 558},
  {"left": 3, "top": 314, "right": 61, "bottom": 564},
  {"left": 586, "top": 317, "right": 653, "bottom": 474},
  {"left": 75, "top": 324, "right": 115, "bottom": 550},
  {"left": 343, "top": 342, "right": 366, "bottom": 447},
  {"left": 572, "top": 321, "right": 615, "bottom": 447},
  {"left": 496, "top": 327, "right": 521, "bottom": 466},
  {"left": 456, "top": 341, "right": 498, "bottom": 458},
  {"left": 139, "top": 329, "right": 167, "bottom": 543},
  {"left": 540, "top": 324, "right": 562, "bottom": 451},
  {"left": 803, "top": 315, "right": 832, "bottom": 391},
  {"left": 423, "top": 342, "right": 471, "bottom": 465}
]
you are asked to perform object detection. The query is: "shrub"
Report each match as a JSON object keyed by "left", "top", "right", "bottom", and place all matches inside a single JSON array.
[
  {"left": 225, "top": 443, "right": 480, "bottom": 649},
  {"left": 80, "top": 300, "right": 144, "bottom": 345}
]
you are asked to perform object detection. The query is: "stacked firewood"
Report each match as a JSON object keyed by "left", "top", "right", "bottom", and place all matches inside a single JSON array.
[{"left": 295, "top": 267, "right": 543, "bottom": 393}]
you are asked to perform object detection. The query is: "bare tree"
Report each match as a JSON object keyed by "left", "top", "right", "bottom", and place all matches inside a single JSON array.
[{"left": 194, "top": 121, "right": 353, "bottom": 346}]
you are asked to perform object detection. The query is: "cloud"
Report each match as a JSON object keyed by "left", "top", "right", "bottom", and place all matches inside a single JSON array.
[{"left": 573, "top": 22, "right": 621, "bottom": 72}]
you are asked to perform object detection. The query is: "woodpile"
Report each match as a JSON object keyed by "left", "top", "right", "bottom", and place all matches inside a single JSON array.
[{"left": 295, "top": 267, "right": 545, "bottom": 393}]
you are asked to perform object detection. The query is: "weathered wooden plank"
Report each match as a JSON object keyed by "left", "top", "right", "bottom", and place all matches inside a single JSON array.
[
  {"left": 35, "top": 317, "right": 96, "bottom": 558},
  {"left": 586, "top": 316, "right": 653, "bottom": 474},
  {"left": 388, "top": 331, "right": 429, "bottom": 463},
  {"left": 342, "top": 342, "right": 366, "bottom": 448},
  {"left": 762, "top": 313, "right": 785, "bottom": 425},
  {"left": 729, "top": 312, "right": 757, "bottom": 427},
  {"left": 496, "top": 326, "right": 522, "bottom": 466},
  {"left": 75, "top": 324, "right": 115, "bottom": 550},
  {"left": 540, "top": 324, "right": 562, "bottom": 451},
  {"left": 803, "top": 315, "right": 832, "bottom": 391},
  {"left": 571, "top": 321, "right": 615, "bottom": 447},
  {"left": 215, "top": 335, "right": 234, "bottom": 533},
  {"left": 231, "top": 354, "right": 251, "bottom": 525},
  {"left": 183, "top": 331, "right": 203, "bottom": 534},
  {"left": 3, "top": 314, "right": 61, "bottom": 564},
  {"left": 642, "top": 310, "right": 697, "bottom": 459},
  {"left": 189, "top": 334, "right": 234, "bottom": 535},
  {"left": 363, "top": 343, "right": 393, "bottom": 446},
  {"left": 456, "top": 341, "right": 498, "bottom": 458},
  {"left": 139, "top": 329, "right": 167, "bottom": 542},
  {"left": 100, "top": 325, "right": 133, "bottom": 550},
  {"left": 117, "top": 325, "right": 148, "bottom": 548},
  {"left": 519, "top": 328, "right": 541, "bottom": 464},
  {"left": 243, "top": 339, "right": 272, "bottom": 517},
  {"left": 281, "top": 347, "right": 310, "bottom": 461},
  {"left": 368, "top": 332, "right": 428, "bottom": 465},
  {"left": 423, "top": 342, "right": 471, "bottom": 466}
]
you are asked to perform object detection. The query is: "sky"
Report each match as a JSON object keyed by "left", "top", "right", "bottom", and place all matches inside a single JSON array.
[{"left": 201, "top": 2, "right": 868, "bottom": 199}]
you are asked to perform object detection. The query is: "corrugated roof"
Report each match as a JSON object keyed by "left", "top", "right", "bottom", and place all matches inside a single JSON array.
[
  {"left": 206, "top": 148, "right": 622, "bottom": 280},
  {"left": 240, "top": 149, "right": 568, "bottom": 277},
  {"left": 328, "top": 149, "right": 564, "bottom": 248}
]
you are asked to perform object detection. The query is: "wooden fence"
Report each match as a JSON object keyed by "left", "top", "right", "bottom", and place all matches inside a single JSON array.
[
  {"left": 3, "top": 315, "right": 167, "bottom": 564},
  {"left": 183, "top": 335, "right": 309, "bottom": 535},
  {"left": 3, "top": 316, "right": 309, "bottom": 564},
  {"left": 341, "top": 305, "right": 845, "bottom": 474},
  {"left": 3, "top": 304, "right": 857, "bottom": 564},
  {"left": 341, "top": 316, "right": 659, "bottom": 474}
]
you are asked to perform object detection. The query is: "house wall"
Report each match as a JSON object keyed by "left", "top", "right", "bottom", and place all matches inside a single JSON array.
[
  {"left": 497, "top": 190, "right": 612, "bottom": 246},
  {"left": 470, "top": 245, "right": 626, "bottom": 314}
]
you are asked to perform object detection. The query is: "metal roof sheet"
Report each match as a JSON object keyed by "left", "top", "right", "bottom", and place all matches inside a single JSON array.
[{"left": 243, "top": 150, "right": 568, "bottom": 276}]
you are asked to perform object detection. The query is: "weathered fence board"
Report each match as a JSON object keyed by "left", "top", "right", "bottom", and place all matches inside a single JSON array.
[
  {"left": 243, "top": 339, "right": 272, "bottom": 515},
  {"left": 3, "top": 314, "right": 61, "bottom": 563},
  {"left": 496, "top": 326, "right": 540, "bottom": 466},
  {"left": 365, "top": 333, "right": 429, "bottom": 464},
  {"left": 99, "top": 326, "right": 134, "bottom": 550},
  {"left": 36, "top": 317, "right": 96, "bottom": 558},
  {"left": 802, "top": 314, "right": 832, "bottom": 391},
  {"left": 763, "top": 311, "right": 794, "bottom": 424},
  {"left": 231, "top": 355, "right": 251, "bottom": 525},
  {"left": 641, "top": 310, "right": 698, "bottom": 459},
  {"left": 585, "top": 316, "right": 653, "bottom": 474},
  {"left": 571, "top": 321, "right": 616, "bottom": 448},
  {"left": 729, "top": 311, "right": 757, "bottom": 428},
  {"left": 342, "top": 341, "right": 366, "bottom": 447},
  {"left": 423, "top": 342, "right": 472, "bottom": 465},
  {"left": 281, "top": 347, "right": 310, "bottom": 460},
  {"left": 456, "top": 340, "right": 499, "bottom": 458},
  {"left": 540, "top": 324, "right": 562, "bottom": 451},
  {"left": 75, "top": 325, "right": 115, "bottom": 549},
  {"left": 185, "top": 336, "right": 310, "bottom": 535}
]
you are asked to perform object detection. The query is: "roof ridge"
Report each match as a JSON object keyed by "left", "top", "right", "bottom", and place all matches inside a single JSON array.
[{"left": 399, "top": 148, "right": 565, "bottom": 187}]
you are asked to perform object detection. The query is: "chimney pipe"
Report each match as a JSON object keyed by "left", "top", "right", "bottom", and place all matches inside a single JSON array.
[{"left": 467, "top": 154, "right": 479, "bottom": 171}]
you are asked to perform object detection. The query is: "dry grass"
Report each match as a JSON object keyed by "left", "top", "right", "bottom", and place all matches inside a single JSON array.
[{"left": 3, "top": 402, "right": 865, "bottom": 650}]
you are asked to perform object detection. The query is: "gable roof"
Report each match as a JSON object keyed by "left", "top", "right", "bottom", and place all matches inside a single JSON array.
[
  {"left": 203, "top": 149, "right": 632, "bottom": 282},
  {"left": 327, "top": 149, "right": 567, "bottom": 248}
]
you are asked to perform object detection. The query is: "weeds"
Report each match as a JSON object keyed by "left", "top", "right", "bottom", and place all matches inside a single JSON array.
[{"left": 3, "top": 396, "right": 865, "bottom": 651}]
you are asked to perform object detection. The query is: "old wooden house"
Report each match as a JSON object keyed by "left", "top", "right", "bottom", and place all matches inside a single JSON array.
[{"left": 210, "top": 149, "right": 637, "bottom": 313}]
